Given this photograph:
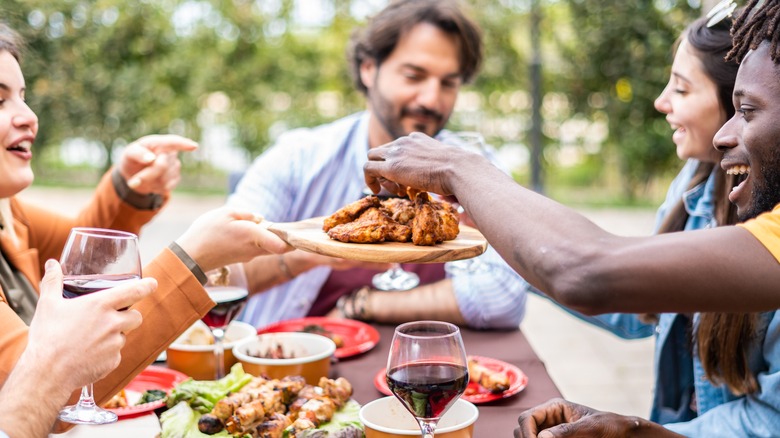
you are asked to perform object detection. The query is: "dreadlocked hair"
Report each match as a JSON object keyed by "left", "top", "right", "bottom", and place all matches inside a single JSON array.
[{"left": 727, "top": 0, "right": 780, "bottom": 63}]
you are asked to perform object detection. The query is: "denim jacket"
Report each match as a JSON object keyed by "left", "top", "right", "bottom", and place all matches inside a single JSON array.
[{"left": 565, "top": 160, "right": 780, "bottom": 436}]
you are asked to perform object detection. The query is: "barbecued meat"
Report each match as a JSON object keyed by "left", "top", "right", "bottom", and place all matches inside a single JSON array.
[
  {"left": 255, "top": 412, "right": 292, "bottom": 438},
  {"left": 200, "top": 376, "right": 354, "bottom": 437},
  {"left": 322, "top": 196, "right": 380, "bottom": 231},
  {"left": 468, "top": 358, "right": 510, "bottom": 393},
  {"left": 324, "top": 192, "right": 458, "bottom": 246},
  {"left": 411, "top": 192, "right": 445, "bottom": 246},
  {"left": 432, "top": 199, "right": 459, "bottom": 241},
  {"left": 327, "top": 215, "right": 387, "bottom": 243},
  {"left": 380, "top": 198, "right": 415, "bottom": 224}
]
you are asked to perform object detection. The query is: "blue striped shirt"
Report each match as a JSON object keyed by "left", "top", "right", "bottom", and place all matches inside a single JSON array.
[{"left": 227, "top": 112, "right": 527, "bottom": 329}]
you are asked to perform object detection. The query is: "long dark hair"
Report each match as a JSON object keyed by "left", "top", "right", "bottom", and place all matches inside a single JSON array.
[
  {"left": 347, "top": 0, "right": 482, "bottom": 95},
  {"left": 654, "top": 16, "right": 759, "bottom": 396},
  {"left": 697, "top": 0, "right": 780, "bottom": 397},
  {"left": 0, "top": 22, "right": 24, "bottom": 61}
]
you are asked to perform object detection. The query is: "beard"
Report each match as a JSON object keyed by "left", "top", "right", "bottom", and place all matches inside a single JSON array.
[
  {"left": 740, "top": 146, "right": 780, "bottom": 221},
  {"left": 367, "top": 86, "right": 447, "bottom": 141}
]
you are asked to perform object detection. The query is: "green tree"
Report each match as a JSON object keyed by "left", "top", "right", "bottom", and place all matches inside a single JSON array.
[{"left": 554, "top": 0, "right": 698, "bottom": 200}]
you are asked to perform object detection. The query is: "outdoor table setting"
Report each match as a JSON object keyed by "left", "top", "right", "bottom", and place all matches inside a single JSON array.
[
  {"left": 51, "top": 319, "right": 561, "bottom": 437},
  {"left": 52, "top": 206, "right": 561, "bottom": 437}
]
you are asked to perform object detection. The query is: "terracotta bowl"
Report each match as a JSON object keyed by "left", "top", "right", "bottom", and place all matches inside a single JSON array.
[
  {"left": 232, "top": 332, "right": 336, "bottom": 383},
  {"left": 359, "top": 396, "right": 478, "bottom": 438},
  {"left": 166, "top": 321, "right": 255, "bottom": 380}
]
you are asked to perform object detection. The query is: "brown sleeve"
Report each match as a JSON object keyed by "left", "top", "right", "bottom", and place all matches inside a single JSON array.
[{"left": 0, "top": 297, "right": 29, "bottom": 385}]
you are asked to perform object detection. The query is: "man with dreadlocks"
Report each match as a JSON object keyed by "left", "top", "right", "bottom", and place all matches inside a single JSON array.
[{"left": 360, "top": 0, "right": 780, "bottom": 436}]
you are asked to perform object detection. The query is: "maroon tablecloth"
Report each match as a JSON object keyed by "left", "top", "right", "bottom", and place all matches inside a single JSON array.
[{"left": 333, "top": 324, "right": 562, "bottom": 436}]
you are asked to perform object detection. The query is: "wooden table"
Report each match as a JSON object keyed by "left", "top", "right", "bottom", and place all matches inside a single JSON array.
[
  {"left": 53, "top": 324, "right": 561, "bottom": 437},
  {"left": 336, "top": 324, "right": 562, "bottom": 436}
]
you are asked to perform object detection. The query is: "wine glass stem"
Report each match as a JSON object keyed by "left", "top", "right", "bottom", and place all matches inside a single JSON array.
[
  {"left": 78, "top": 384, "right": 96, "bottom": 408},
  {"left": 213, "top": 328, "right": 226, "bottom": 379},
  {"left": 419, "top": 419, "right": 437, "bottom": 438}
]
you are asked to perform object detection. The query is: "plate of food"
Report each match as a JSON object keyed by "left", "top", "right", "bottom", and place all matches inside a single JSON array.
[
  {"left": 261, "top": 193, "right": 487, "bottom": 264},
  {"left": 373, "top": 355, "right": 528, "bottom": 404},
  {"left": 104, "top": 366, "right": 189, "bottom": 418},
  {"left": 160, "top": 364, "right": 364, "bottom": 437},
  {"left": 256, "top": 316, "right": 380, "bottom": 359}
]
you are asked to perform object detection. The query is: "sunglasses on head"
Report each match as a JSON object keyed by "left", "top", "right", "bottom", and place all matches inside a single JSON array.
[
  {"left": 706, "top": 0, "right": 767, "bottom": 28},
  {"left": 707, "top": 0, "right": 737, "bottom": 27}
]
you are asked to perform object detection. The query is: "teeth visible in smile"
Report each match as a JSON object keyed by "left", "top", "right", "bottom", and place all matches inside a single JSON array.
[
  {"left": 7, "top": 141, "right": 31, "bottom": 152},
  {"left": 726, "top": 165, "right": 750, "bottom": 176}
]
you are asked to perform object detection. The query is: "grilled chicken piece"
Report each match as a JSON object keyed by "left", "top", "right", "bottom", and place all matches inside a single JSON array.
[
  {"left": 213, "top": 392, "right": 255, "bottom": 420},
  {"left": 360, "top": 207, "right": 411, "bottom": 242},
  {"left": 381, "top": 198, "right": 415, "bottom": 224},
  {"left": 411, "top": 192, "right": 444, "bottom": 246},
  {"left": 256, "top": 412, "right": 293, "bottom": 438},
  {"left": 288, "top": 417, "right": 318, "bottom": 436},
  {"left": 327, "top": 207, "right": 411, "bottom": 243},
  {"left": 433, "top": 200, "right": 459, "bottom": 241},
  {"left": 468, "top": 358, "right": 510, "bottom": 393},
  {"left": 327, "top": 220, "right": 386, "bottom": 243},
  {"left": 296, "top": 397, "right": 337, "bottom": 426},
  {"left": 288, "top": 385, "right": 320, "bottom": 417},
  {"left": 317, "top": 377, "right": 353, "bottom": 409},
  {"left": 224, "top": 398, "right": 266, "bottom": 434},
  {"left": 322, "top": 196, "right": 380, "bottom": 231}
]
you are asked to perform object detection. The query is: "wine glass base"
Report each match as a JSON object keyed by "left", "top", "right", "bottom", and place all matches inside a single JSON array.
[
  {"left": 372, "top": 270, "right": 420, "bottom": 291},
  {"left": 58, "top": 404, "right": 118, "bottom": 425}
]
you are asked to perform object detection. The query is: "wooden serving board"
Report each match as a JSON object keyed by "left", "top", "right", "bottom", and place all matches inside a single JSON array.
[{"left": 262, "top": 217, "right": 487, "bottom": 263}]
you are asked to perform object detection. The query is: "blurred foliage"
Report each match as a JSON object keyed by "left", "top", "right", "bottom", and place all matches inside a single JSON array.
[{"left": 0, "top": 0, "right": 700, "bottom": 201}]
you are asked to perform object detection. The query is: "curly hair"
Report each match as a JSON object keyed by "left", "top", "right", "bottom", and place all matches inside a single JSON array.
[
  {"left": 347, "top": 0, "right": 482, "bottom": 95},
  {"left": 694, "top": 0, "right": 780, "bottom": 397},
  {"left": 727, "top": 0, "right": 780, "bottom": 63}
]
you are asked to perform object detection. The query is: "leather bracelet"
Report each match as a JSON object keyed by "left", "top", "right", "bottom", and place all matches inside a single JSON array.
[{"left": 278, "top": 254, "right": 294, "bottom": 280}]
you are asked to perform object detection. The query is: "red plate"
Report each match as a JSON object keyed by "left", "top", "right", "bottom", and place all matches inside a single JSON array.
[
  {"left": 257, "top": 317, "right": 380, "bottom": 359},
  {"left": 373, "top": 355, "right": 528, "bottom": 404},
  {"left": 108, "top": 366, "right": 189, "bottom": 419}
]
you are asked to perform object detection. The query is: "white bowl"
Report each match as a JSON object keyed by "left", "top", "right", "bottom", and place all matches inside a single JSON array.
[
  {"left": 166, "top": 320, "right": 255, "bottom": 380},
  {"left": 360, "top": 396, "right": 478, "bottom": 438},
  {"left": 232, "top": 332, "right": 336, "bottom": 383}
]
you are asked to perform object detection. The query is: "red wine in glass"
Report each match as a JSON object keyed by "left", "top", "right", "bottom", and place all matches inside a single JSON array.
[
  {"left": 63, "top": 274, "right": 141, "bottom": 298},
  {"left": 203, "top": 286, "right": 248, "bottom": 329},
  {"left": 202, "top": 263, "right": 249, "bottom": 379},
  {"left": 386, "top": 362, "right": 468, "bottom": 419},
  {"left": 57, "top": 227, "right": 141, "bottom": 425},
  {"left": 386, "top": 321, "right": 468, "bottom": 438}
]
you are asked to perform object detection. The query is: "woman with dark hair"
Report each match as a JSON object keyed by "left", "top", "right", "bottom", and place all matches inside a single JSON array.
[{"left": 526, "top": 14, "right": 779, "bottom": 436}]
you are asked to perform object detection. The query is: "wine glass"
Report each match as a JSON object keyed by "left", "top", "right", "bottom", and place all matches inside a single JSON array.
[
  {"left": 58, "top": 227, "right": 142, "bottom": 425},
  {"left": 386, "top": 321, "right": 469, "bottom": 438},
  {"left": 372, "top": 263, "right": 420, "bottom": 291},
  {"left": 203, "top": 263, "right": 249, "bottom": 379},
  {"left": 445, "top": 131, "right": 489, "bottom": 274}
]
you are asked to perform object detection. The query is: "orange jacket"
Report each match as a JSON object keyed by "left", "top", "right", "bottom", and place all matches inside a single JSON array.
[{"left": 0, "top": 171, "right": 212, "bottom": 410}]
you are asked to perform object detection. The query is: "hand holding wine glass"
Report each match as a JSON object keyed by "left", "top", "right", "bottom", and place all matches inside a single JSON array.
[
  {"left": 386, "top": 321, "right": 469, "bottom": 438},
  {"left": 203, "top": 263, "right": 249, "bottom": 379},
  {"left": 57, "top": 228, "right": 143, "bottom": 425}
]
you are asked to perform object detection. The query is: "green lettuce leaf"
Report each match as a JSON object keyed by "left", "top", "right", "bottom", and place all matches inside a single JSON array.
[
  {"left": 288, "top": 400, "right": 365, "bottom": 437},
  {"left": 167, "top": 363, "right": 253, "bottom": 413},
  {"left": 160, "top": 401, "right": 231, "bottom": 438}
]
